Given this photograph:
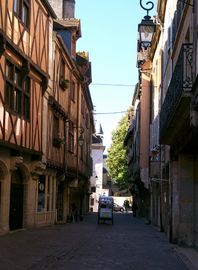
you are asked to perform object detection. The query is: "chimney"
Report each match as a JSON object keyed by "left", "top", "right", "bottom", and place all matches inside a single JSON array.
[
  {"left": 48, "top": 0, "right": 75, "bottom": 19},
  {"left": 48, "top": 0, "right": 63, "bottom": 19},
  {"left": 63, "top": 0, "right": 75, "bottom": 18}
]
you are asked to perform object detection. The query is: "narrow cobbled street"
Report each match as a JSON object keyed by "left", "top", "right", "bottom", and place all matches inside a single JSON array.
[{"left": 0, "top": 213, "right": 190, "bottom": 270}]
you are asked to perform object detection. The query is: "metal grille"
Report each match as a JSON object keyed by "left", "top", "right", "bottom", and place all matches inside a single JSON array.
[{"left": 160, "top": 43, "right": 193, "bottom": 141}]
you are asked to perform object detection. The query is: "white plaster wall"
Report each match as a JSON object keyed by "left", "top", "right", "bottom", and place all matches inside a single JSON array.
[
  {"left": 90, "top": 148, "right": 103, "bottom": 187},
  {"left": 90, "top": 146, "right": 105, "bottom": 212}
]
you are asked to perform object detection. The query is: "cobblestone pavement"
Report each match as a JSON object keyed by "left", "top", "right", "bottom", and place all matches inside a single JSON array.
[{"left": 0, "top": 213, "right": 192, "bottom": 270}]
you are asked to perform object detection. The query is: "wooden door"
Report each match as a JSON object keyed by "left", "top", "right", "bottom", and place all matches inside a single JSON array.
[
  {"left": 56, "top": 181, "right": 64, "bottom": 222},
  {"left": 9, "top": 169, "right": 24, "bottom": 230}
]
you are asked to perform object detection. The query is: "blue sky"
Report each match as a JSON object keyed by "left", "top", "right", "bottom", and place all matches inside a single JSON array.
[{"left": 75, "top": 0, "right": 155, "bottom": 152}]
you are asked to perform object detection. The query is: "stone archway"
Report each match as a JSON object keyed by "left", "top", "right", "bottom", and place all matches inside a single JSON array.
[{"left": 9, "top": 163, "right": 31, "bottom": 231}]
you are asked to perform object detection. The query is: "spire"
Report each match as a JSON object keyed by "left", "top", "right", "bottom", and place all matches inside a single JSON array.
[
  {"left": 99, "top": 123, "right": 104, "bottom": 135},
  {"left": 96, "top": 123, "right": 104, "bottom": 137}
]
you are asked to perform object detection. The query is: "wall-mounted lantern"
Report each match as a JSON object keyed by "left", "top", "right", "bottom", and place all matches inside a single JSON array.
[
  {"left": 138, "top": 0, "right": 156, "bottom": 51},
  {"left": 61, "top": 120, "right": 85, "bottom": 147}
]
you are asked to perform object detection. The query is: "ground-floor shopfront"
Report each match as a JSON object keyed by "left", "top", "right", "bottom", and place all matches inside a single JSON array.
[
  {"left": 170, "top": 153, "right": 198, "bottom": 247},
  {"left": 0, "top": 154, "right": 58, "bottom": 235},
  {"left": 150, "top": 152, "right": 198, "bottom": 248},
  {"left": 0, "top": 155, "right": 90, "bottom": 234}
]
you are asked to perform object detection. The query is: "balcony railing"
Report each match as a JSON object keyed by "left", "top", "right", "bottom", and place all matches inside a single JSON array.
[
  {"left": 160, "top": 43, "right": 193, "bottom": 143},
  {"left": 172, "top": 1, "right": 185, "bottom": 46}
]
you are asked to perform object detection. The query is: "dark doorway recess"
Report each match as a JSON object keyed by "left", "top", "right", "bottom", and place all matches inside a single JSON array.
[{"left": 9, "top": 169, "right": 24, "bottom": 231}]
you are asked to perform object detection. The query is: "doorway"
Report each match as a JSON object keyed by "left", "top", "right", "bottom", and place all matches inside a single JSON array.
[
  {"left": 9, "top": 169, "right": 24, "bottom": 230},
  {"left": 56, "top": 181, "right": 64, "bottom": 222}
]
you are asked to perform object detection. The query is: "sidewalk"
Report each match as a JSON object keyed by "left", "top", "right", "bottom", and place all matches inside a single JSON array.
[
  {"left": 0, "top": 213, "right": 197, "bottom": 270},
  {"left": 147, "top": 219, "right": 198, "bottom": 270},
  {"left": 176, "top": 247, "right": 198, "bottom": 270}
]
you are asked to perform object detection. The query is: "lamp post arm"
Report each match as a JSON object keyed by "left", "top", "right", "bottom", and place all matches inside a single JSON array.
[{"left": 140, "top": 0, "right": 154, "bottom": 17}]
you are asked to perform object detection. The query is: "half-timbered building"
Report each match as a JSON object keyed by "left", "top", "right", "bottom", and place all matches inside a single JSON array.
[
  {"left": 0, "top": 0, "right": 56, "bottom": 234},
  {"left": 48, "top": 14, "right": 94, "bottom": 223},
  {"left": 0, "top": 0, "right": 56, "bottom": 233},
  {"left": 0, "top": 0, "right": 94, "bottom": 233}
]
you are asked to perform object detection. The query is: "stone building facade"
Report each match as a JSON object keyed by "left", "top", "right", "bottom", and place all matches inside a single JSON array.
[{"left": 125, "top": 0, "right": 198, "bottom": 247}]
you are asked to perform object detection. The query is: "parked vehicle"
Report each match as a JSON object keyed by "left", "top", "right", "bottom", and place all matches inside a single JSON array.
[
  {"left": 113, "top": 203, "right": 124, "bottom": 212},
  {"left": 98, "top": 196, "right": 114, "bottom": 224}
]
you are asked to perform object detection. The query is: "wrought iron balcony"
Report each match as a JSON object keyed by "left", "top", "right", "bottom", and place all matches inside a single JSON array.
[{"left": 160, "top": 43, "right": 193, "bottom": 144}]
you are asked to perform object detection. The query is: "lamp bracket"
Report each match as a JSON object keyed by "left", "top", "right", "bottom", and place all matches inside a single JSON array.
[
  {"left": 65, "top": 119, "right": 84, "bottom": 133},
  {"left": 153, "top": 14, "right": 164, "bottom": 31},
  {"left": 140, "top": 0, "right": 154, "bottom": 17},
  {"left": 178, "top": 0, "right": 193, "bottom": 7},
  {"left": 74, "top": 126, "right": 84, "bottom": 134}
]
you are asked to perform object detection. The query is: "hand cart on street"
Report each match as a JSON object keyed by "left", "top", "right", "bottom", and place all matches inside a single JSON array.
[{"left": 97, "top": 196, "right": 114, "bottom": 224}]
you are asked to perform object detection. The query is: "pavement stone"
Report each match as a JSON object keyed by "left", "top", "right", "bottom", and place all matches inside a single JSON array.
[
  {"left": 176, "top": 247, "right": 198, "bottom": 270},
  {"left": 0, "top": 213, "right": 197, "bottom": 270}
]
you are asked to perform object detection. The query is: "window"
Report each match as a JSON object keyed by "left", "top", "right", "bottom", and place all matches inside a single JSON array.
[
  {"left": 81, "top": 94, "right": 85, "bottom": 117},
  {"left": 5, "top": 60, "right": 30, "bottom": 120},
  {"left": 53, "top": 115, "right": 59, "bottom": 138},
  {"left": 91, "top": 187, "right": 96, "bottom": 193},
  {"left": 47, "top": 177, "right": 51, "bottom": 211},
  {"left": 91, "top": 198, "right": 94, "bottom": 206},
  {"left": 68, "top": 122, "right": 74, "bottom": 153},
  {"left": 37, "top": 176, "right": 45, "bottom": 212},
  {"left": 52, "top": 115, "right": 61, "bottom": 148},
  {"left": 23, "top": 77, "right": 30, "bottom": 120},
  {"left": 21, "top": 1, "right": 29, "bottom": 26},
  {"left": 86, "top": 142, "right": 89, "bottom": 165},
  {"left": 80, "top": 143, "right": 83, "bottom": 160},
  {"left": 86, "top": 112, "right": 90, "bottom": 128},
  {"left": 37, "top": 176, "right": 55, "bottom": 213},
  {"left": 0, "top": 180, "right": 1, "bottom": 215},
  {"left": 13, "top": 0, "right": 30, "bottom": 28},
  {"left": 59, "top": 59, "right": 68, "bottom": 90},
  {"left": 59, "top": 59, "right": 65, "bottom": 80},
  {"left": 70, "top": 81, "right": 75, "bottom": 101},
  {"left": 80, "top": 137, "right": 85, "bottom": 161},
  {"left": 81, "top": 94, "right": 84, "bottom": 113},
  {"left": 14, "top": 0, "right": 19, "bottom": 13}
]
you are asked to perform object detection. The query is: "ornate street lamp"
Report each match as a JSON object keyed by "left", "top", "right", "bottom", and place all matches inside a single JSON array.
[
  {"left": 138, "top": 0, "right": 156, "bottom": 50},
  {"left": 61, "top": 120, "right": 84, "bottom": 146}
]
